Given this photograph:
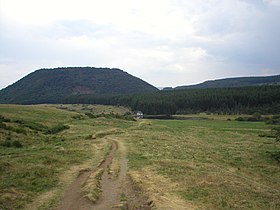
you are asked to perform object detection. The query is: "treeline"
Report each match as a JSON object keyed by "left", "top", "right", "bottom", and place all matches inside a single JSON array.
[{"left": 64, "top": 85, "right": 280, "bottom": 115}]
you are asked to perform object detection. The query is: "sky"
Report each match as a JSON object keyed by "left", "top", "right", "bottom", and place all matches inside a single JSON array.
[{"left": 0, "top": 0, "right": 280, "bottom": 89}]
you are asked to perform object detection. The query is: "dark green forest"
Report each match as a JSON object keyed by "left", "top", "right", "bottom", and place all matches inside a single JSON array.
[
  {"left": 0, "top": 67, "right": 157, "bottom": 104},
  {"left": 1, "top": 67, "right": 279, "bottom": 115},
  {"left": 175, "top": 74, "right": 280, "bottom": 89},
  {"left": 64, "top": 85, "right": 280, "bottom": 115}
]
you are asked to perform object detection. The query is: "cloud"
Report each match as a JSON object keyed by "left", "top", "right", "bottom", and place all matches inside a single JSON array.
[
  {"left": 0, "top": 0, "right": 280, "bottom": 89},
  {"left": 263, "top": 0, "right": 280, "bottom": 6}
]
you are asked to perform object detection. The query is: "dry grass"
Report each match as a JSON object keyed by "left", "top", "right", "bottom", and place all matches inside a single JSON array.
[
  {"left": 52, "top": 104, "right": 130, "bottom": 115},
  {"left": 107, "top": 138, "right": 128, "bottom": 179},
  {"left": 1, "top": 105, "right": 279, "bottom": 209},
  {"left": 24, "top": 139, "right": 110, "bottom": 210},
  {"left": 129, "top": 167, "right": 200, "bottom": 210},
  {"left": 108, "top": 150, "right": 121, "bottom": 179},
  {"left": 0, "top": 104, "right": 126, "bottom": 210},
  {"left": 125, "top": 119, "right": 280, "bottom": 209},
  {"left": 82, "top": 168, "right": 104, "bottom": 203},
  {"left": 177, "top": 113, "right": 271, "bottom": 121},
  {"left": 93, "top": 128, "right": 123, "bottom": 139}
]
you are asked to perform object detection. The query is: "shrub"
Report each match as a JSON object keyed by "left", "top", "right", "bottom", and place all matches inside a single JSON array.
[
  {"left": 44, "top": 124, "right": 70, "bottom": 135},
  {"left": 0, "top": 122, "right": 7, "bottom": 129},
  {"left": 236, "top": 115, "right": 264, "bottom": 122},
  {"left": 12, "top": 140, "right": 23, "bottom": 148},
  {"left": 85, "top": 112, "right": 134, "bottom": 121},
  {"left": 235, "top": 117, "right": 244, "bottom": 121},
  {"left": 0, "top": 122, "right": 26, "bottom": 134},
  {"left": 272, "top": 127, "right": 280, "bottom": 142},
  {"left": 72, "top": 115, "right": 84, "bottom": 120},
  {"left": 252, "top": 112, "right": 262, "bottom": 120},
  {"left": 1, "top": 139, "right": 23, "bottom": 148},
  {"left": 271, "top": 152, "right": 280, "bottom": 163},
  {"left": 13, "top": 119, "right": 47, "bottom": 132},
  {"left": 85, "top": 112, "right": 97, "bottom": 118},
  {"left": 266, "top": 115, "right": 280, "bottom": 125},
  {"left": 205, "top": 111, "right": 211, "bottom": 115},
  {"left": 2, "top": 140, "right": 11, "bottom": 147},
  {"left": 0, "top": 115, "right": 11, "bottom": 122}
]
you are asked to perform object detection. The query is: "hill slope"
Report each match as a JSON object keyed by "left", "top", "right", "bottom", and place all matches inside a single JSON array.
[
  {"left": 0, "top": 67, "right": 157, "bottom": 104},
  {"left": 175, "top": 75, "right": 280, "bottom": 90}
]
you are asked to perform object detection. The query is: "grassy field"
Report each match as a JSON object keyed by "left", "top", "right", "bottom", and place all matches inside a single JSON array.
[
  {"left": 0, "top": 104, "right": 132, "bottom": 209},
  {"left": 125, "top": 119, "right": 280, "bottom": 209},
  {"left": 0, "top": 105, "right": 279, "bottom": 209}
]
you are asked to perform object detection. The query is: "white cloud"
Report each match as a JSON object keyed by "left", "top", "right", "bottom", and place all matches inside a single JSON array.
[
  {"left": 263, "top": 0, "right": 280, "bottom": 6},
  {"left": 0, "top": 0, "right": 280, "bottom": 89}
]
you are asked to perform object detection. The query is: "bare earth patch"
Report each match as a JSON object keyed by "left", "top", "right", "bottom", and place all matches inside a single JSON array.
[{"left": 53, "top": 137, "right": 151, "bottom": 210}]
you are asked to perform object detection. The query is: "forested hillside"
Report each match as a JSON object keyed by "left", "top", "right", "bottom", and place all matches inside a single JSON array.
[
  {"left": 0, "top": 67, "right": 157, "bottom": 104},
  {"left": 175, "top": 75, "right": 280, "bottom": 89},
  {"left": 64, "top": 85, "right": 280, "bottom": 115}
]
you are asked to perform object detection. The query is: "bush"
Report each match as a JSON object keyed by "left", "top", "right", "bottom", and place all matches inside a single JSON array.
[
  {"left": 247, "top": 117, "right": 259, "bottom": 121},
  {"left": 1, "top": 139, "right": 23, "bottom": 148},
  {"left": 85, "top": 112, "right": 134, "bottom": 121},
  {"left": 236, "top": 115, "right": 264, "bottom": 122},
  {"left": 272, "top": 115, "right": 280, "bottom": 120},
  {"left": 0, "top": 115, "right": 11, "bottom": 122},
  {"left": 85, "top": 112, "right": 96, "bottom": 118},
  {"left": 72, "top": 115, "right": 84, "bottom": 120},
  {"left": 12, "top": 140, "right": 23, "bottom": 148},
  {"left": 266, "top": 115, "right": 280, "bottom": 125},
  {"left": 272, "top": 127, "right": 280, "bottom": 142},
  {"left": 252, "top": 112, "right": 262, "bottom": 120},
  {"left": 235, "top": 117, "right": 244, "bottom": 121},
  {"left": 13, "top": 119, "right": 47, "bottom": 132},
  {"left": 0, "top": 122, "right": 26, "bottom": 134},
  {"left": 271, "top": 151, "right": 280, "bottom": 163},
  {"left": 0, "top": 122, "right": 8, "bottom": 129},
  {"left": 44, "top": 124, "right": 70, "bottom": 135},
  {"left": 2, "top": 140, "right": 11, "bottom": 147}
]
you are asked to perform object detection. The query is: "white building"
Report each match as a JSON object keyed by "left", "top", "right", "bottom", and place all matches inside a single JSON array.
[{"left": 136, "top": 111, "right": 143, "bottom": 119}]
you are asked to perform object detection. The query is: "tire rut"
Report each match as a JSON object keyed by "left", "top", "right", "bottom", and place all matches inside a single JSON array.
[{"left": 55, "top": 138, "right": 151, "bottom": 210}]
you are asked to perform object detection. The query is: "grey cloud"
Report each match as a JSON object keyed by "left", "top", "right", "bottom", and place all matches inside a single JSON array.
[{"left": 0, "top": 0, "right": 280, "bottom": 89}]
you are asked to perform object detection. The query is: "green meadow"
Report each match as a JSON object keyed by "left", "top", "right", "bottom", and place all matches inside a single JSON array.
[
  {"left": 0, "top": 104, "right": 279, "bottom": 209},
  {"left": 125, "top": 119, "right": 279, "bottom": 209},
  {"left": 0, "top": 104, "right": 128, "bottom": 209}
]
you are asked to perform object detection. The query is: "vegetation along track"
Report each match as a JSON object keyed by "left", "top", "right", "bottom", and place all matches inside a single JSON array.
[{"left": 55, "top": 137, "right": 151, "bottom": 210}]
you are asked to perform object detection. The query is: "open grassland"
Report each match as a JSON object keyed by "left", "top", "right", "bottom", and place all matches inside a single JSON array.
[
  {"left": 175, "top": 113, "right": 255, "bottom": 121},
  {"left": 0, "top": 104, "right": 279, "bottom": 209},
  {"left": 125, "top": 119, "right": 280, "bottom": 209},
  {"left": 0, "top": 104, "right": 132, "bottom": 209},
  {"left": 49, "top": 104, "right": 130, "bottom": 115}
]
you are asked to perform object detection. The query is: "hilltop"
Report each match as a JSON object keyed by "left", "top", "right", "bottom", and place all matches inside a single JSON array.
[
  {"left": 0, "top": 67, "right": 157, "bottom": 104},
  {"left": 174, "top": 75, "right": 280, "bottom": 90}
]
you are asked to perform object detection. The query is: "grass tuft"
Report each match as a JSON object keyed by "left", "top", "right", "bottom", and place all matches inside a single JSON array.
[{"left": 82, "top": 168, "right": 104, "bottom": 203}]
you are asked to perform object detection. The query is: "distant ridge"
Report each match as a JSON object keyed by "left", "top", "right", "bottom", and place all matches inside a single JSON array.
[
  {"left": 0, "top": 67, "right": 158, "bottom": 104},
  {"left": 174, "top": 75, "right": 280, "bottom": 90}
]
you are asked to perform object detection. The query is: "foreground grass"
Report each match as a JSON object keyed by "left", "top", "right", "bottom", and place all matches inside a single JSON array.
[
  {"left": 1, "top": 104, "right": 279, "bottom": 209},
  {"left": 0, "top": 104, "right": 132, "bottom": 210},
  {"left": 125, "top": 119, "right": 280, "bottom": 209}
]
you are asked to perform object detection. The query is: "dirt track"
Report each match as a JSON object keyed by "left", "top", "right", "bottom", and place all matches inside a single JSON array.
[{"left": 55, "top": 138, "right": 151, "bottom": 210}]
